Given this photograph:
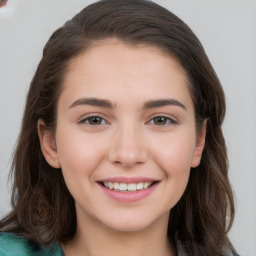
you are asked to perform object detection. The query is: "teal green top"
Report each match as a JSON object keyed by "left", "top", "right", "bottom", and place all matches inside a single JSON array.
[
  {"left": 0, "top": 232, "right": 239, "bottom": 256},
  {"left": 0, "top": 232, "right": 64, "bottom": 256}
]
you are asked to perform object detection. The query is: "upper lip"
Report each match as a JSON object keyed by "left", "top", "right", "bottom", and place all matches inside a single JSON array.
[{"left": 97, "top": 176, "right": 159, "bottom": 183}]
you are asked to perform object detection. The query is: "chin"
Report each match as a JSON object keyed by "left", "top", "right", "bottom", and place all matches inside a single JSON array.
[
  {"left": 98, "top": 210, "right": 169, "bottom": 233},
  {"left": 105, "top": 221, "right": 152, "bottom": 233}
]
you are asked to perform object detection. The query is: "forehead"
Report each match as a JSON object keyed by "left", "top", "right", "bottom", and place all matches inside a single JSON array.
[
  {"left": 60, "top": 39, "right": 193, "bottom": 108},
  {"left": 65, "top": 38, "right": 187, "bottom": 79}
]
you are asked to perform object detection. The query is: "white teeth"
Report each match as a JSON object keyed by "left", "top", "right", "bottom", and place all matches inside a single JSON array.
[
  {"left": 102, "top": 181, "right": 153, "bottom": 191},
  {"left": 127, "top": 183, "right": 137, "bottom": 191},
  {"left": 119, "top": 183, "right": 128, "bottom": 191},
  {"left": 109, "top": 182, "right": 114, "bottom": 189},
  {"left": 143, "top": 182, "right": 149, "bottom": 189},
  {"left": 136, "top": 182, "right": 144, "bottom": 190},
  {"left": 114, "top": 182, "right": 119, "bottom": 190}
]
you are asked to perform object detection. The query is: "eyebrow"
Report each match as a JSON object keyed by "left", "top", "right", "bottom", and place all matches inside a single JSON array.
[
  {"left": 69, "top": 98, "right": 114, "bottom": 109},
  {"left": 143, "top": 99, "right": 187, "bottom": 110},
  {"left": 69, "top": 97, "right": 186, "bottom": 110}
]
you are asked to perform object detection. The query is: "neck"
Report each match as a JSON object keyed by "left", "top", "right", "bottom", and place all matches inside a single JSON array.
[{"left": 62, "top": 211, "right": 176, "bottom": 256}]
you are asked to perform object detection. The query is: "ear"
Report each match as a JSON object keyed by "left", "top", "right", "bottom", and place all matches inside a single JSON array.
[
  {"left": 37, "top": 119, "right": 61, "bottom": 169},
  {"left": 191, "top": 119, "right": 207, "bottom": 168}
]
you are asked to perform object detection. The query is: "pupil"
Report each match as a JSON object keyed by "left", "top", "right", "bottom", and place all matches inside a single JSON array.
[
  {"left": 155, "top": 117, "right": 166, "bottom": 124},
  {"left": 90, "top": 117, "right": 101, "bottom": 124}
]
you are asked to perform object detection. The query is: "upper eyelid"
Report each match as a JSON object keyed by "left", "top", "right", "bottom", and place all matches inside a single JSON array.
[
  {"left": 78, "top": 114, "right": 110, "bottom": 124},
  {"left": 78, "top": 112, "right": 108, "bottom": 120},
  {"left": 147, "top": 117, "right": 178, "bottom": 125},
  {"left": 146, "top": 113, "right": 179, "bottom": 123},
  {"left": 77, "top": 113, "right": 179, "bottom": 124}
]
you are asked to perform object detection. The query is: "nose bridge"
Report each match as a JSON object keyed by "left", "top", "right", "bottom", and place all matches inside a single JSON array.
[{"left": 109, "top": 121, "right": 147, "bottom": 167}]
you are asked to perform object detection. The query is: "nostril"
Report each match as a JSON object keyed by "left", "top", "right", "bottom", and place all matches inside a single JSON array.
[
  {"left": 108, "top": 138, "right": 147, "bottom": 167},
  {"left": 113, "top": 159, "right": 143, "bottom": 168}
]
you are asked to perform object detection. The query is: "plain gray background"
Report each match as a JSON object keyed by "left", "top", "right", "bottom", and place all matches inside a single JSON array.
[{"left": 0, "top": 0, "right": 255, "bottom": 255}]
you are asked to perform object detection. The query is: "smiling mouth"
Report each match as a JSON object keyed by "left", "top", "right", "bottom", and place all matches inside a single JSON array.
[{"left": 99, "top": 181, "right": 157, "bottom": 192}]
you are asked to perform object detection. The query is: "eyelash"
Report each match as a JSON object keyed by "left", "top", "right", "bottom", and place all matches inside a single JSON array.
[
  {"left": 79, "top": 115, "right": 178, "bottom": 126},
  {"left": 147, "top": 115, "right": 178, "bottom": 126},
  {"left": 79, "top": 115, "right": 109, "bottom": 126}
]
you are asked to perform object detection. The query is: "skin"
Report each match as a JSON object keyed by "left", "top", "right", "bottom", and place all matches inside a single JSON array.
[{"left": 38, "top": 39, "right": 206, "bottom": 256}]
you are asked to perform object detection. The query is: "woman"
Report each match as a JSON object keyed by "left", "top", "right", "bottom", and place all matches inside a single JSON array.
[{"left": 0, "top": 0, "right": 238, "bottom": 255}]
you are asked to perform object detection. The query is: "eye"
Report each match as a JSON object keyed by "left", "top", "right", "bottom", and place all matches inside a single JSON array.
[
  {"left": 79, "top": 116, "right": 108, "bottom": 126},
  {"left": 148, "top": 116, "right": 178, "bottom": 126}
]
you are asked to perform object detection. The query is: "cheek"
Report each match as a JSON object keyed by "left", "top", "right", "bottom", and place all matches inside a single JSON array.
[
  {"left": 150, "top": 130, "right": 196, "bottom": 173},
  {"left": 55, "top": 126, "right": 107, "bottom": 182},
  {"left": 148, "top": 130, "right": 195, "bottom": 204}
]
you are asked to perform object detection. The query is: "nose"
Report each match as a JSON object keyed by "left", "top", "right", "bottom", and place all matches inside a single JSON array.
[{"left": 108, "top": 124, "right": 147, "bottom": 167}]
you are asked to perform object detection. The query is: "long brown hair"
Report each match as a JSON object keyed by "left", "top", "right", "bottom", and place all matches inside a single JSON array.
[{"left": 0, "top": 0, "right": 236, "bottom": 255}]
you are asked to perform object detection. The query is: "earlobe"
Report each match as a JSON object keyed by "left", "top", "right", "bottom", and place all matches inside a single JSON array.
[
  {"left": 191, "top": 119, "right": 207, "bottom": 168},
  {"left": 37, "top": 119, "right": 61, "bottom": 169}
]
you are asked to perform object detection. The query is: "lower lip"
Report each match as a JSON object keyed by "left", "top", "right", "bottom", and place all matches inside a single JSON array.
[{"left": 98, "top": 183, "right": 158, "bottom": 203}]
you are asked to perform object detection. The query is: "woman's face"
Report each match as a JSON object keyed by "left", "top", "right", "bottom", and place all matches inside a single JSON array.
[{"left": 39, "top": 39, "right": 206, "bottom": 232}]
